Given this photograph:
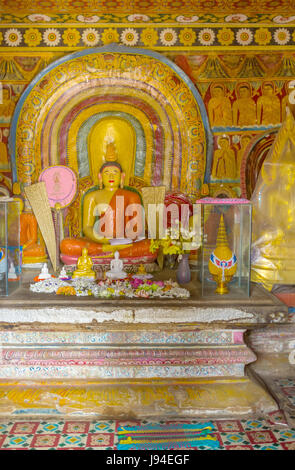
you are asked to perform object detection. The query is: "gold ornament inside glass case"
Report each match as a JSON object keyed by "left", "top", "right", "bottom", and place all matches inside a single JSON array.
[
  {"left": 196, "top": 198, "right": 252, "bottom": 298},
  {"left": 0, "top": 198, "right": 21, "bottom": 296}
]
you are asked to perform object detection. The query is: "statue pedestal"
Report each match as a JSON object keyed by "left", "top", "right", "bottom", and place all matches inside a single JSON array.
[{"left": 0, "top": 271, "right": 288, "bottom": 419}]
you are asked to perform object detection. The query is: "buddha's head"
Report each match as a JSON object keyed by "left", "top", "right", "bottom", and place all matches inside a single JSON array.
[
  {"left": 239, "top": 85, "right": 251, "bottom": 99},
  {"left": 98, "top": 161, "right": 125, "bottom": 191},
  {"left": 211, "top": 85, "right": 225, "bottom": 98},
  {"left": 263, "top": 83, "right": 275, "bottom": 97}
]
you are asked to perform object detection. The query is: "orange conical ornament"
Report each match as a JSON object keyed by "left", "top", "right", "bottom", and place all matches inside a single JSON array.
[{"left": 208, "top": 214, "right": 237, "bottom": 294}]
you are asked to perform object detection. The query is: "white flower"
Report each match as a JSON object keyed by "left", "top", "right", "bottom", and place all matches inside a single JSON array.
[
  {"left": 273, "top": 15, "right": 295, "bottom": 24},
  {"left": 28, "top": 14, "right": 51, "bottom": 22},
  {"left": 4, "top": 28, "right": 22, "bottom": 47},
  {"left": 77, "top": 15, "right": 100, "bottom": 23},
  {"left": 127, "top": 14, "right": 150, "bottom": 22},
  {"left": 274, "top": 28, "right": 290, "bottom": 45},
  {"left": 120, "top": 28, "right": 139, "bottom": 46},
  {"left": 176, "top": 15, "right": 199, "bottom": 23},
  {"left": 159, "top": 28, "right": 177, "bottom": 46},
  {"left": 225, "top": 14, "right": 248, "bottom": 22},
  {"left": 198, "top": 28, "right": 215, "bottom": 46},
  {"left": 82, "top": 28, "right": 100, "bottom": 46},
  {"left": 236, "top": 28, "right": 253, "bottom": 45},
  {"left": 43, "top": 28, "right": 61, "bottom": 46}
]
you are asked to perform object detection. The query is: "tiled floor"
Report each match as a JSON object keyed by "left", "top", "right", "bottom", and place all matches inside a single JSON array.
[
  {"left": 0, "top": 378, "right": 294, "bottom": 450},
  {"left": 0, "top": 411, "right": 294, "bottom": 450}
]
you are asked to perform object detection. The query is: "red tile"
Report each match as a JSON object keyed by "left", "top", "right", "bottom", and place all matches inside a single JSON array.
[
  {"left": 86, "top": 433, "right": 114, "bottom": 447},
  {"left": 247, "top": 430, "right": 277, "bottom": 444},
  {"left": 10, "top": 422, "right": 39, "bottom": 434},
  {"left": 215, "top": 420, "right": 244, "bottom": 433},
  {"left": 225, "top": 445, "right": 253, "bottom": 450},
  {"left": 281, "top": 441, "right": 295, "bottom": 450},
  {"left": 30, "top": 434, "right": 60, "bottom": 448},
  {"left": 62, "top": 422, "right": 90, "bottom": 434}
]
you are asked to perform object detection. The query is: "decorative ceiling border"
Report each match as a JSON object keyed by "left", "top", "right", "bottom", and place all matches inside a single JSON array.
[
  {"left": 1, "top": 25, "right": 295, "bottom": 49},
  {"left": 1, "top": 13, "right": 295, "bottom": 25}
]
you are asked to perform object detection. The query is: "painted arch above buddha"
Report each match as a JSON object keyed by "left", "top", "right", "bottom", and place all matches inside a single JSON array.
[{"left": 9, "top": 45, "right": 212, "bottom": 237}]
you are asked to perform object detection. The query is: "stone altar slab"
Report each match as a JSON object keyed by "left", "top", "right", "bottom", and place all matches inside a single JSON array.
[{"left": 0, "top": 271, "right": 288, "bottom": 419}]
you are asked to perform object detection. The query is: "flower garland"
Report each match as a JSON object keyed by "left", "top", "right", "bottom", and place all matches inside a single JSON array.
[{"left": 30, "top": 277, "right": 190, "bottom": 299}]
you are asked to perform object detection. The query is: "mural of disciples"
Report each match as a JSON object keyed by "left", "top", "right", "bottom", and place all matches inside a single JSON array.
[
  {"left": 0, "top": 86, "right": 16, "bottom": 123},
  {"left": 257, "top": 81, "right": 281, "bottom": 125},
  {"left": 208, "top": 83, "right": 232, "bottom": 127},
  {"left": 233, "top": 83, "right": 257, "bottom": 127},
  {"left": 281, "top": 80, "right": 295, "bottom": 121},
  {"left": 212, "top": 135, "right": 236, "bottom": 180}
]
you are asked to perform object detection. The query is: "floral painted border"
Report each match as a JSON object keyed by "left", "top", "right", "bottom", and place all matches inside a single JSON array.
[
  {"left": 0, "top": 13, "right": 295, "bottom": 25},
  {"left": 1, "top": 26, "right": 295, "bottom": 48}
]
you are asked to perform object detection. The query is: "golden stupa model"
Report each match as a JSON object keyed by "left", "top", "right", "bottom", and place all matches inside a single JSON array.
[{"left": 208, "top": 214, "right": 237, "bottom": 295}]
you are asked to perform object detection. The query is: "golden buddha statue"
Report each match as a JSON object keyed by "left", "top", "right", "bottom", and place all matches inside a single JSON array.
[
  {"left": 60, "top": 139, "right": 152, "bottom": 263},
  {"left": 72, "top": 247, "right": 96, "bottom": 279},
  {"left": 251, "top": 108, "right": 295, "bottom": 290},
  {"left": 235, "top": 134, "right": 252, "bottom": 178}
]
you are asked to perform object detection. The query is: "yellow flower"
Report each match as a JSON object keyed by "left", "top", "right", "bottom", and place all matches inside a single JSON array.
[
  {"left": 140, "top": 28, "right": 158, "bottom": 47},
  {"left": 217, "top": 28, "right": 234, "bottom": 46},
  {"left": 101, "top": 28, "right": 119, "bottom": 45},
  {"left": 62, "top": 28, "right": 81, "bottom": 47},
  {"left": 179, "top": 28, "right": 196, "bottom": 46},
  {"left": 255, "top": 28, "right": 271, "bottom": 45},
  {"left": 24, "top": 28, "right": 42, "bottom": 47}
]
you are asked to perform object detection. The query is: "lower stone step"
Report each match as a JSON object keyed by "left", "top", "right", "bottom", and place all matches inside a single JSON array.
[{"left": 0, "top": 377, "right": 278, "bottom": 419}]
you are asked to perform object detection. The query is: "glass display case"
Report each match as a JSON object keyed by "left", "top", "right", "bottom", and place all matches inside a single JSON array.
[
  {"left": 195, "top": 198, "right": 252, "bottom": 298},
  {"left": 0, "top": 198, "right": 21, "bottom": 296}
]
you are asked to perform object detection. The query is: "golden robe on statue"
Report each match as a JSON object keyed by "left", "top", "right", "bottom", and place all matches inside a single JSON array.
[{"left": 251, "top": 109, "right": 295, "bottom": 290}]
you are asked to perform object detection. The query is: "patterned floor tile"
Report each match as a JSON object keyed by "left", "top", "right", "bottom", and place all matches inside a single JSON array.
[
  {"left": 225, "top": 445, "right": 254, "bottom": 450},
  {"left": 30, "top": 434, "right": 60, "bottom": 448},
  {"left": 218, "top": 432, "right": 250, "bottom": 446},
  {"left": 115, "top": 420, "right": 141, "bottom": 430},
  {"left": 2, "top": 435, "right": 34, "bottom": 449},
  {"left": 10, "top": 422, "right": 39, "bottom": 434},
  {"left": 247, "top": 430, "right": 277, "bottom": 444},
  {"left": 36, "top": 422, "right": 64, "bottom": 434},
  {"left": 241, "top": 419, "right": 270, "bottom": 431},
  {"left": 57, "top": 434, "right": 87, "bottom": 448},
  {"left": 89, "top": 421, "right": 116, "bottom": 433},
  {"left": 266, "top": 410, "right": 288, "bottom": 426},
  {"left": 62, "top": 422, "right": 90, "bottom": 434},
  {"left": 281, "top": 441, "right": 295, "bottom": 450},
  {"left": 86, "top": 433, "right": 114, "bottom": 448},
  {"left": 215, "top": 420, "right": 244, "bottom": 433}
]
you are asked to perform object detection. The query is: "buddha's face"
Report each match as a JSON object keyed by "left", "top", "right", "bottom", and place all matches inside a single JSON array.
[
  {"left": 239, "top": 87, "right": 250, "bottom": 99},
  {"left": 219, "top": 138, "right": 230, "bottom": 149},
  {"left": 263, "top": 85, "right": 274, "bottom": 96},
  {"left": 212, "top": 87, "right": 224, "bottom": 98},
  {"left": 101, "top": 165, "right": 121, "bottom": 190}
]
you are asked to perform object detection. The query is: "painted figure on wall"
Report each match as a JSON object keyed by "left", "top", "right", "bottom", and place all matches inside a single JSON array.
[
  {"left": 211, "top": 135, "right": 236, "bottom": 180},
  {"left": 0, "top": 86, "right": 15, "bottom": 123},
  {"left": 281, "top": 80, "right": 295, "bottom": 121},
  {"left": 0, "top": 128, "right": 9, "bottom": 170},
  {"left": 233, "top": 83, "right": 256, "bottom": 127},
  {"left": 235, "top": 134, "right": 252, "bottom": 178},
  {"left": 257, "top": 82, "right": 281, "bottom": 125},
  {"left": 208, "top": 83, "right": 232, "bottom": 127}
]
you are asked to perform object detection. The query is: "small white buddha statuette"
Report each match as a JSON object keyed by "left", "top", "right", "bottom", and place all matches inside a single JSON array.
[
  {"left": 8, "top": 262, "right": 17, "bottom": 280},
  {"left": 106, "top": 251, "right": 128, "bottom": 279},
  {"left": 38, "top": 263, "right": 52, "bottom": 280}
]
